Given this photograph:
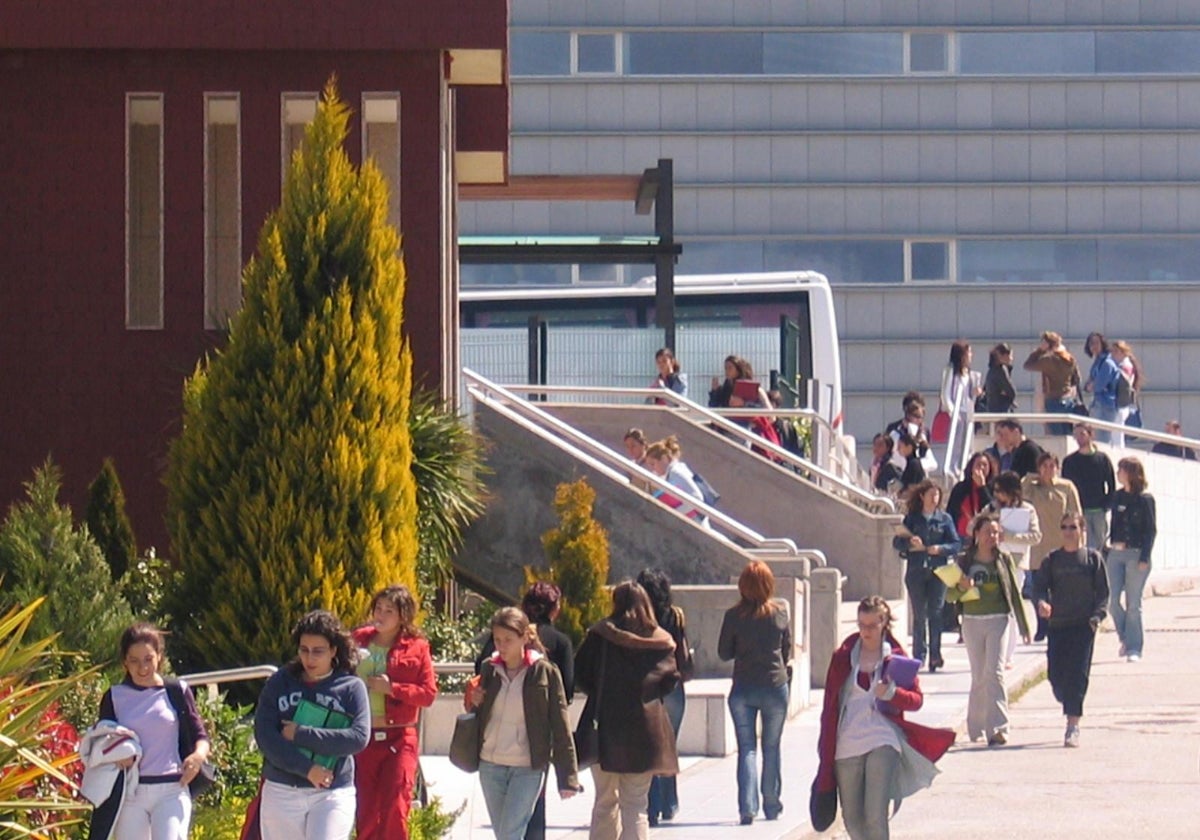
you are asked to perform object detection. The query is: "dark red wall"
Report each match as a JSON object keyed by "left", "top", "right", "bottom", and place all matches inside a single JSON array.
[{"left": 0, "top": 47, "right": 475, "bottom": 553}]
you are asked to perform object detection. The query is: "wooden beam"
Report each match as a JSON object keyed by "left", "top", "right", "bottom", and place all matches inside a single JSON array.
[{"left": 460, "top": 175, "right": 642, "bottom": 201}]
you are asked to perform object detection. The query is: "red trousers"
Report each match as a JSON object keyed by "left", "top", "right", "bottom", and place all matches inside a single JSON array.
[{"left": 354, "top": 727, "right": 420, "bottom": 840}]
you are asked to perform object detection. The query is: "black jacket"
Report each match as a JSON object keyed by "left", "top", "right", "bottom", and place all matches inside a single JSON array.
[
  {"left": 1110, "top": 491, "right": 1157, "bottom": 566},
  {"left": 1031, "top": 547, "right": 1109, "bottom": 629}
]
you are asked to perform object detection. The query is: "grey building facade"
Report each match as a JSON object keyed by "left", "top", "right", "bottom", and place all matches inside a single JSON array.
[{"left": 460, "top": 0, "right": 1200, "bottom": 445}]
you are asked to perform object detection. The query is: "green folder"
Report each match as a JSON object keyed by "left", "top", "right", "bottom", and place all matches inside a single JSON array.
[{"left": 291, "top": 698, "right": 353, "bottom": 770}]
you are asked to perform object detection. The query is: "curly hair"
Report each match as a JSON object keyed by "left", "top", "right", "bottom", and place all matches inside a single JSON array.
[
  {"left": 287, "top": 609, "right": 357, "bottom": 677},
  {"left": 521, "top": 581, "right": 562, "bottom": 624}
]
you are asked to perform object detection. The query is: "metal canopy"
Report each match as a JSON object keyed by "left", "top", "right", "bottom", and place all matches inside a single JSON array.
[{"left": 456, "top": 158, "right": 679, "bottom": 346}]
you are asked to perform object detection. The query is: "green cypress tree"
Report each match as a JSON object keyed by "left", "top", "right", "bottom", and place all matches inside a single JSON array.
[
  {"left": 0, "top": 459, "right": 134, "bottom": 669},
  {"left": 164, "top": 81, "right": 419, "bottom": 673},
  {"left": 85, "top": 457, "right": 138, "bottom": 581}
]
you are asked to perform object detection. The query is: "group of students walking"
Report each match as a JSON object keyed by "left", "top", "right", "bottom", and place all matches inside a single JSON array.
[
  {"left": 85, "top": 585, "right": 436, "bottom": 840},
  {"left": 82, "top": 560, "right": 799, "bottom": 840}
]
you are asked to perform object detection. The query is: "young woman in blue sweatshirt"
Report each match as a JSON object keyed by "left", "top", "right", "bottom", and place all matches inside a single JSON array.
[{"left": 254, "top": 610, "right": 371, "bottom": 840}]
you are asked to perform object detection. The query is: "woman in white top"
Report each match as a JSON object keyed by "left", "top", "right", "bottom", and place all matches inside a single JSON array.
[
  {"left": 939, "top": 340, "right": 983, "bottom": 478},
  {"left": 644, "top": 437, "right": 708, "bottom": 527},
  {"left": 464, "top": 608, "right": 579, "bottom": 840}
]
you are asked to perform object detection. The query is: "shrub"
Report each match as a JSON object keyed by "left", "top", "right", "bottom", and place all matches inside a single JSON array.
[
  {"left": 164, "top": 80, "right": 419, "bottom": 675},
  {"left": 120, "top": 547, "right": 173, "bottom": 626},
  {"left": 408, "top": 795, "right": 466, "bottom": 840},
  {"left": 85, "top": 458, "right": 138, "bottom": 582},
  {"left": 420, "top": 584, "right": 495, "bottom": 692},
  {"left": 528, "top": 478, "right": 611, "bottom": 647},
  {"left": 0, "top": 598, "right": 97, "bottom": 835},
  {"left": 0, "top": 459, "right": 134, "bottom": 671}
]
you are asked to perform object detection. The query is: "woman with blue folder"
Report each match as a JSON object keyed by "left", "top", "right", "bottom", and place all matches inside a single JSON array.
[{"left": 813, "top": 597, "right": 955, "bottom": 840}]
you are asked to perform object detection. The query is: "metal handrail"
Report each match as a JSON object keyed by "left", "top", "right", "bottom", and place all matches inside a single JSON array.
[
  {"left": 497, "top": 381, "right": 895, "bottom": 515},
  {"left": 464, "top": 371, "right": 806, "bottom": 555},
  {"left": 975, "top": 410, "right": 1200, "bottom": 453},
  {"left": 181, "top": 665, "right": 278, "bottom": 700}
]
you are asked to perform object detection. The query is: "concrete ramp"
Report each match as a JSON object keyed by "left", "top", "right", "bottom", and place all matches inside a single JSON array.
[
  {"left": 457, "top": 401, "right": 760, "bottom": 602},
  {"left": 545, "top": 403, "right": 904, "bottom": 600}
]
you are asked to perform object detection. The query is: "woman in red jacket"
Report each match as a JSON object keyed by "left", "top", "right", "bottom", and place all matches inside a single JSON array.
[
  {"left": 352, "top": 585, "right": 438, "bottom": 840},
  {"left": 814, "top": 597, "right": 954, "bottom": 840}
]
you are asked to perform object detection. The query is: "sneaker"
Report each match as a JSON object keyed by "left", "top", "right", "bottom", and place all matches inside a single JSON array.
[
  {"left": 1127, "top": 653, "right": 1141, "bottom": 662},
  {"left": 987, "top": 732, "right": 1008, "bottom": 747},
  {"left": 1064, "top": 726, "right": 1080, "bottom": 747}
]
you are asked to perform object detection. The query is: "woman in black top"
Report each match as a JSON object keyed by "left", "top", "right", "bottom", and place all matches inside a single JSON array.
[
  {"left": 1107, "top": 457, "right": 1157, "bottom": 662},
  {"left": 717, "top": 561, "right": 791, "bottom": 825},
  {"left": 637, "top": 569, "right": 692, "bottom": 827},
  {"left": 984, "top": 343, "right": 1017, "bottom": 413},
  {"left": 1032, "top": 513, "right": 1109, "bottom": 748}
]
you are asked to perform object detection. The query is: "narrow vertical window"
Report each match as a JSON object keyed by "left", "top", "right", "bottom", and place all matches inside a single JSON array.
[
  {"left": 281, "top": 93, "right": 318, "bottom": 184},
  {"left": 126, "top": 94, "right": 163, "bottom": 329},
  {"left": 362, "top": 94, "right": 401, "bottom": 231},
  {"left": 205, "top": 94, "right": 241, "bottom": 329}
]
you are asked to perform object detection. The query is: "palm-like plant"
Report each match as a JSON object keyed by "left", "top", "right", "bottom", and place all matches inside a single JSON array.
[
  {"left": 0, "top": 597, "right": 96, "bottom": 837},
  {"left": 409, "top": 389, "right": 489, "bottom": 590}
]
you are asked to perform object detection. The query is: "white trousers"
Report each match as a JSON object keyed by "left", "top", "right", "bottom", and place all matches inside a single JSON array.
[
  {"left": 963, "top": 614, "right": 1011, "bottom": 741},
  {"left": 259, "top": 780, "right": 356, "bottom": 840},
  {"left": 114, "top": 781, "right": 192, "bottom": 840}
]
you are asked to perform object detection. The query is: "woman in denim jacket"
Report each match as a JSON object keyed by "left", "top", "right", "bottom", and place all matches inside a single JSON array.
[{"left": 892, "top": 480, "right": 962, "bottom": 673}]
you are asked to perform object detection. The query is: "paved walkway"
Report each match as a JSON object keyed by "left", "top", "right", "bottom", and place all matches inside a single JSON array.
[{"left": 421, "top": 576, "right": 1196, "bottom": 839}]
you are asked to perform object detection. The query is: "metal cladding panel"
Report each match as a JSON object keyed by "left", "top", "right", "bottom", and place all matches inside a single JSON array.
[{"left": 0, "top": 1, "right": 507, "bottom": 51}]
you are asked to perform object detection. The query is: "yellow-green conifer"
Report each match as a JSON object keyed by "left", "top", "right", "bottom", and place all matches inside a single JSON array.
[
  {"left": 529, "top": 478, "right": 611, "bottom": 646},
  {"left": 164, "top": 82, "right": 418, "bottom": 672}
]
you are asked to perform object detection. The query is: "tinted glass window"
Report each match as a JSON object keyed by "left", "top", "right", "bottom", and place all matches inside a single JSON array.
[
  {"left": 626, "top": 32, "right": 764, "bottom": 75},
  {"left": 1097, "top": 31, "right": 1200, "bottom": 73},
  {"left": 910, "top": 242, "right": 949, "bottom": 281},
  {"left": 1097, "top": 239, "right": 1200, "bottom": 282},
  {"left": 675, "top": 241, "right": 767, "bottom": 274},
  {"left": 764, "top": 240, "right": 905, "bottom": 283},
  {"left": 958, "top": 240, "right": 1098, "bottom": 283},
  {"left": 909, "top": 33, "right": 948, "bottom": 73},
  {"left": 511, "top": 32, "right": 571, "bottom": 76},
  {"left": 460, "top": 263, "right": 573, "bottom": 288},
  {"left": 765, "top": 33, "right": 903, "bottom": 75},
  {"left": 577, "top": 33, "right": 616, "bottom": 73},
  {"left": 959, "top": 33, "right": 1095, "bottom": 75}
]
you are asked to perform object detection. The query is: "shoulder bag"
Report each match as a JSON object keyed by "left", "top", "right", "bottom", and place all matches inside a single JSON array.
[{"left": 448, "top": 711, "right": 481, "bottom": 773}]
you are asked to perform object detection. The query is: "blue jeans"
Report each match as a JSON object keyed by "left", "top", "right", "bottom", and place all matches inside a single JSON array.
[
  {"left": 1043, "top": 397, "right": 1075, "bottom": 436},
  {"left": 1107, "top": 548, "right": 1149, "bottom": 656},
  {"left": 1091, "top": 401, "right": 1121, "bottom": 445},
  {"left": 648, "top": 684, "right": 685, "bottom": 821},
  {"left": 728, "top": 682, "right": 788, "bottom": 820},
  {"left": 479, "top": 761, "right": 546, "bottom": 840},
  {"left": 905, "top": 565, "right": 947, "bottom": 663}
]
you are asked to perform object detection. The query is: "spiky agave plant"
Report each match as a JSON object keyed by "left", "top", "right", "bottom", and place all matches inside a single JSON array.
[{"left": 0, "top": 597, "right": 99, "bottom": 837}]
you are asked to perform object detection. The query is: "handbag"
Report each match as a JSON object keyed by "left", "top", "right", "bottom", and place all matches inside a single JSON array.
[
  {"left": 448, "top": 712, "right": 480, "bottom": 773},
  {"left": 573, "top": 642, "right": 607, "bottom": 769},
  {"left": 809, "top": 779, "right": 838, "bottom": 832},
  {"left": 189, "top": 761, "right": 217, "bottom": 798},
  {"left": 930, "top": 409, "right": 952, "bottom": 444}
]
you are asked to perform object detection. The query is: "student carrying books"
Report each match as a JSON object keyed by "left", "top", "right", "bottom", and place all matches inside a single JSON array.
[{"left": 253, "top": 610, "right": 371, "bottom": 840}]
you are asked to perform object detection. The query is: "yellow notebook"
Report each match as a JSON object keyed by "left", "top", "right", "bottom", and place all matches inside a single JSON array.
[{"left": 936, "top": 564, "right": 980, "bottom": 602}]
